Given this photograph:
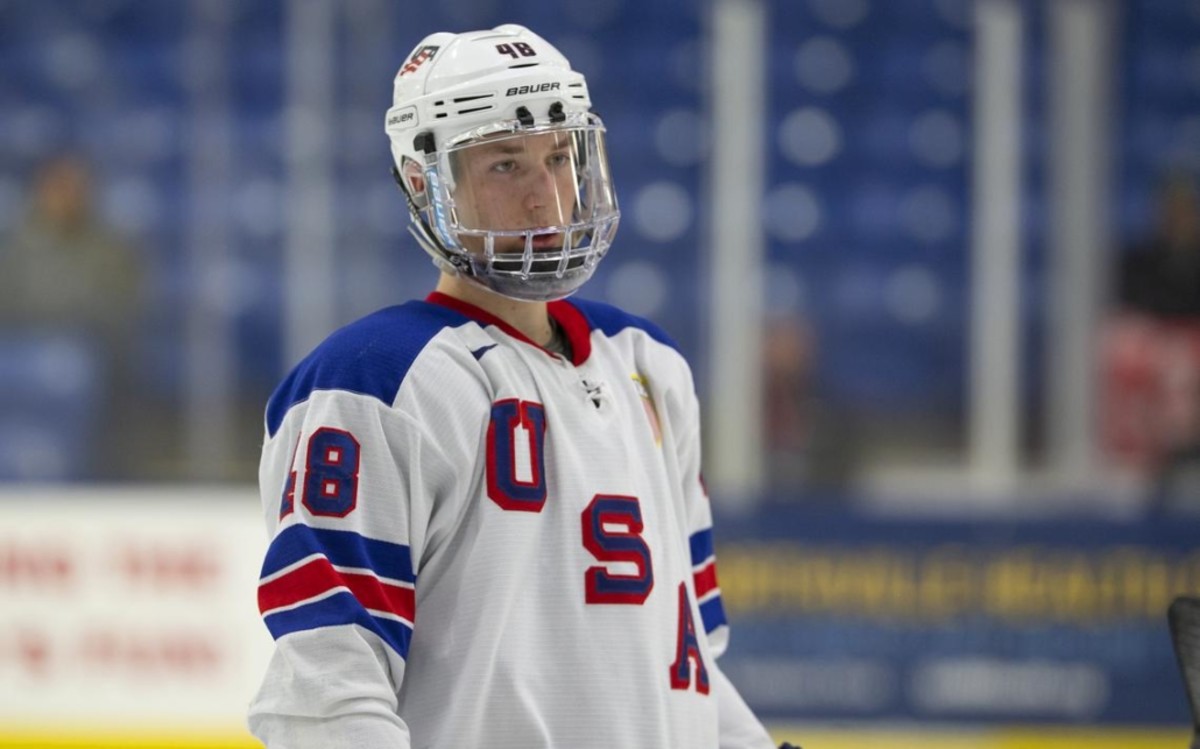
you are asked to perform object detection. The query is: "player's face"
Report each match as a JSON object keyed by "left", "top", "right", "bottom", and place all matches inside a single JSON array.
[{"left": 449, "top": 131, "right": 579, "bottom": 254}]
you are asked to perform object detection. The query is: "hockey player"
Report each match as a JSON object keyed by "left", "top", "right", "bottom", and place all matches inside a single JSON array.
[{"left": 249, "top": 24, "right": 788, "bottom": 749}]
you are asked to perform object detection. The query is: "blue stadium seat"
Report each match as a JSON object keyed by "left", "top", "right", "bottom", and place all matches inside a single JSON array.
[{"left": 0, "top": 335, "right": 102, "bottom": 480}]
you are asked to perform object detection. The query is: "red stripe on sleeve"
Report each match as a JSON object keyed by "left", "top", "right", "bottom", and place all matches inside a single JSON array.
[
  {"left": 342, "top": 570, "right": 415, "bottom": 621},
  {"left": 693, "top": 561, "right": 719, "bottom": 599},
  {"left": 259, "top": 557, "right": 415, "bottom": 622}
]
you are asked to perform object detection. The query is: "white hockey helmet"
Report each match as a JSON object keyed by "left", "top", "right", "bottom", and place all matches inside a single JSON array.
[{"left": 385, "top": 24, "right": 620, "bottom": 302}]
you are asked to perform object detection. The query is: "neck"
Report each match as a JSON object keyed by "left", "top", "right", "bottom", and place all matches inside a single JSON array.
[{"left": 436, "top": 272, "right": 554, "bottom": 346}]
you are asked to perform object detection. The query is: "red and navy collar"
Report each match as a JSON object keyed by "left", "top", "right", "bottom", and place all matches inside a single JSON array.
[{"left": 425, "top": 291, "right": 593, "bottom": 366}]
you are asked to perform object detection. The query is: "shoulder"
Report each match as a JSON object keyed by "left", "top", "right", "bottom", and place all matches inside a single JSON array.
[
  {"left": 265, "top": 300, "right": 474, "bottom": 437},
  {"left": 558, "top": 297, "right": 680, "bottom": 352}
]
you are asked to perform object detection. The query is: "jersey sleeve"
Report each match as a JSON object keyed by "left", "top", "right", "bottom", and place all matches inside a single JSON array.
[
  {"left": 674, "top": 362, "right": 776, "bottom": 749},
  {"left": 674, "top": 375, "right": 732, "bottom": 657},
  {"left": 248, "top": 342, "right": 479, "bottom": 748}
]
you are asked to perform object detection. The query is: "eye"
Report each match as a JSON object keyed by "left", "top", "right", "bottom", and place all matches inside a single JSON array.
[
  {"left": 548, "top": 152, "right": 571, "bottom": 168},
  {"left": 490, "top": 159, "right": 518, "bottom": 174}
]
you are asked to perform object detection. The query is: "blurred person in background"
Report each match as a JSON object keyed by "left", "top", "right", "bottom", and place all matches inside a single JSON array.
[
  {"left": 0, "top": 154, "right": 145, "bottom": 479},
  {"left": 763, "top": 316, "right": 813, "bottom": 489},
  {"left": 248, "top": 24, "right": 787, "bottom": 749},
  {"left": 1102, "top": 171, "right": 1200, "bottom": 511},
  {"left": 762, "top": 316, "right": 858, "bottom": 496},
  {"left": 1118, "top": 172, "right": 1200, "bottom": 318}
]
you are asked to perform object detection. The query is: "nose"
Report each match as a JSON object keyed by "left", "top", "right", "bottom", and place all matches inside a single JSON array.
[{"left": 521, "top": 164, "right": 562, "bottom": 218}]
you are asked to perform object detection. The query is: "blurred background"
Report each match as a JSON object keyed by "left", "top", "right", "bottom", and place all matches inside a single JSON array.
[{"left": 0, "top": 0, "right": 1198, "bottom": 746}]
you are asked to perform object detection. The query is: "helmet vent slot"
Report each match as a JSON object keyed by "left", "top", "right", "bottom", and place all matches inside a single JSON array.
[
  {"left": 457, "top": 105, "right": 494, "bottom": 115},
  {"left": 453, "top": 94, "right": 493, "bottom": 103},
  {"left": 509, "top": 63, "right": 538, "bottom": 69}
]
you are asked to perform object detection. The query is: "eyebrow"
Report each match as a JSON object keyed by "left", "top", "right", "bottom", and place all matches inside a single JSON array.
[
  {"left": 475, "top": 138, "right": 572, "bottom": 157},
  {"left": 478, "top": 143, "right": 525, "bottom": 156}
]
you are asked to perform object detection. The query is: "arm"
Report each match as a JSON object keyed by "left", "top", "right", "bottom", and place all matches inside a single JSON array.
[
  {"left": 689, "top": 518, "right": 775, "bottom": 749},
  {"left": 672, "top": 374, "right": 776, "bottom": 749},
  {"left": 248, "top": 389, "right": 455, "bottom": 748},
  {"left": 713, "top": 665, "right": 777, "bottom": 749},
  {"left": 248, "top": 628, "right": 412, "bottom": 748}
]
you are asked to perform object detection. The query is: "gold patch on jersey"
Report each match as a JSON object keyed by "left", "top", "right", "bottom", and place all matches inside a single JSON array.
[{"left": 631, "top": 373, "right": 662, "bottom": 446}]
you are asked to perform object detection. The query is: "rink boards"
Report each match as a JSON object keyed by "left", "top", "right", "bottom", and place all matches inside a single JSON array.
[{"left": 0, "top": 488, "right": 1192, "bottom": 748}]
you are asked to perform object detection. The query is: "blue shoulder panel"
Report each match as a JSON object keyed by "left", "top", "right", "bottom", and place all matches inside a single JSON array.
[
  {"left": 265, "top": 301, "right": 470, "bottom": 437},
  {"left": 566, "top": 297, "right": 679, "bottom": 352}
]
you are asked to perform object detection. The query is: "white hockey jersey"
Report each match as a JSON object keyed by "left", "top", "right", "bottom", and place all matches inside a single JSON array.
[{"left": 249, "top": 292, "right": 774, "bottom": 749}]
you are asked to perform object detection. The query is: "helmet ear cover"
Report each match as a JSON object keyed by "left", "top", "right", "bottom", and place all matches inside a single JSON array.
[{"left": 393, "top": 158, "right": 429, "bottom": 211}]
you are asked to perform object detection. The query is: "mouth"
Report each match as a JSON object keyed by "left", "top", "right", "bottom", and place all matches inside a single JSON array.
[
  {"left": 530, "top": 232, "right": 563, "bottom": 250},
  {"left": 492, "top": 232, "right": 563, "bottom": 254}
]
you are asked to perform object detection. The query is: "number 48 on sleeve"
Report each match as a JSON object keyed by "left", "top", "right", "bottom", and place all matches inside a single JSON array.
[{"left": 280, "top": 427, "right": 362, "bottom": 520}]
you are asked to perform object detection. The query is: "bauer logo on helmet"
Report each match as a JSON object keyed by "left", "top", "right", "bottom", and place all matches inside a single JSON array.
[{"left": 505, "top": 82, "right": 561, "bottom": 97}]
